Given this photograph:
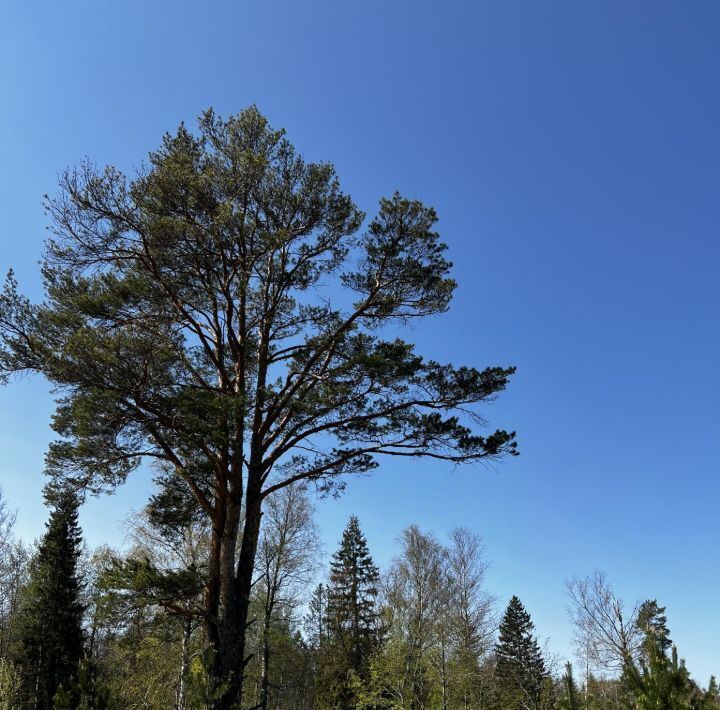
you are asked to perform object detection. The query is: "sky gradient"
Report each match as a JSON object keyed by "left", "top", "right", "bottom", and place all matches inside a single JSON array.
[{"left": 1, "top": 0, "right": 718, "bottom": 681}]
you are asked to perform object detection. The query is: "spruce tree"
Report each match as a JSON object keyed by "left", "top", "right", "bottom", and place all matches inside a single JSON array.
[
  {"left": 494, "top": 596, "right": 548, "bottom": 710},
  {"left": 12, "top": 492, "right": 85, "bottom": 709},
  {"left": 321, "top": 516, "right": 380, "bottom": 707}
]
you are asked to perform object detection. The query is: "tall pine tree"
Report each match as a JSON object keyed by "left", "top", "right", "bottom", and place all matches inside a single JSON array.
[
  {"left": 12, "top": 492, "right": 85, "bottom": 709},
  {"left": 320, "top": 516, "right": 380, "bottom": 708},
  {"left": 494, "top": 596, "right": 548, "bottom": 710}
]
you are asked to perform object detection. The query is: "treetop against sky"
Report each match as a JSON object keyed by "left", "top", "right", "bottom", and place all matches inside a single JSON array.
[{"left": 0, "top": 0, "right": 718, "bottom": 682}]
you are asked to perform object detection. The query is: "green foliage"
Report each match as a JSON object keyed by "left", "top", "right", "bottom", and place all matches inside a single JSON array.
[
  {"left": 0, "top": 105, "right": 518, "bottom": 705},
  {"left": 0, "top": 106, "right": 516, "bottom": 500},
  {"left": 326, "top": 517, "right": 380, "bottom": 660},
  {"left": 54, "top": 659, "right": 114, "bottom": 709},
  {"left": 100, "top": 554, "right": 205, "bottom": 618},
  {"left": 558, "top": 662, "right": 582, "bottom": 710},
  {"left": 184, "top": 648, "right": 230, "bottom": 710},
  {"left": 349, "top": 656, "right": 401, "bottom": 710},
  {"left": 637, "top": 600, "right": 672, "bottom": 655},
  {"left": 91, "top": 486, "right": 208, "bottom": 710},
  {"left": 698, "top": 677, "right": 720, "bottom": 709},
  {"left": 0, "top": 658, "right": 20, "bottom": 710},
  {"left": 494, "top": 596, "right": 548, "bottom": 710},
  {"left": 12, "top": 492, "right": 85, "bottom": 710},
  {"left": 98, "top": 625, "right": 184, "bottom": 709},
  {"left": 622, "top": 601, "right": 700, "bottom": 709},
  {"left": 319, "top": 516, "right": 381, "bottom": 709}
]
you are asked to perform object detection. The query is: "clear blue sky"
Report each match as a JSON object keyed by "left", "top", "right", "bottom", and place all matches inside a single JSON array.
[{"left": 1, "top": 0, "right": 718, "bottom": 681}]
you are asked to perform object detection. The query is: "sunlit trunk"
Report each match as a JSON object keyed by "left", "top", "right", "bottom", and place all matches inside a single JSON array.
[{"left": 177, "top": 617, "right": 192, "bottom": 710}]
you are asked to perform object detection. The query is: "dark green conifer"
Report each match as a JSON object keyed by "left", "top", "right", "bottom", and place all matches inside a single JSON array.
[
  {"left": 53, "top": 659, "right": 112, "bottom": 709},
  {"left": 12, "top": 492, "right": 85, "bottom": 709},
  {"left": 320, "top": 516, "right": 380, "bottom": 707},
  {"left": 622, "top": 600, "right": 695, "bottom": 709},
  {"left": 637, "top": 600, "right": 672, "bottom": 655},
  {"left": 327, "top": 516, "right": 380, "bottom": 663},
  {"left": 494, "top": 596, "right": 548, "bottom": 709}
]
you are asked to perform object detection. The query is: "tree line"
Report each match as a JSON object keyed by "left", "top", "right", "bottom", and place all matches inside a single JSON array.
[{"left": 0, "top": 483, "right": 715, "bottom": 710}]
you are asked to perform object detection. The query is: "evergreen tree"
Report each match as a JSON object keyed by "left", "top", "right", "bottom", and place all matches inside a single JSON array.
[
  {"left": 96, "top": 477, "right": 209, "bottom": 710},
  {"left": 321, "top": 516, "right": 380, "bottom": 707},
  {"left": 622, "top": 601, "right": 695, "bottom": 709},
  {"left": 53, "top": 659, "right": 113, "bottom": 709},
  {"left": 12, "top": 492, "right": 85, "bottom": 709},
  {"left": 700, "top": 677, "right": 720, "bottom": 709},
  {"left": 558, "top": 662, "right": 582, "bottom": 710},
  {"left": 305, "top": 583, "right": 328, "bottom": 654},
  {"left": 0, "top": 658, "right": 21, "bottom": 710},
  {"left": 637, "top": 600, "right": 672, "bottom": 656},
  {"left": 494, "top": 596, "right": 548, "bottom": 710}
]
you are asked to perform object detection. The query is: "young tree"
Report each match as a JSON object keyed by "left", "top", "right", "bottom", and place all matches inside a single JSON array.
[
  {"left": 701, "top": 677, "right": 720, "bottom": 709},
  {"left": 320, "top": 516, "right": 380, "bottom": 708},
  {"left": 100, "top": 476, "right": 209, "bottom": 710},
  {"left": 12, "top": 492, "right": 85, "bottom": 709},
  {"left": 494, "top": 596, "right": 548, "bottom": 710},
  {"left": 53, "top": 658, "right": 113, "bottom": 710},
  {"left": 0, "top": 106, "right": 517, "bottom": 707},
  {"left": 622, "top": 600, "right": 696, "bottom": 709},
  {"left": 558, "top": 662, "right": 581, "bottom": 710},
  {"left": 305, "top": 583, "right": 328, "bottom": 655}
]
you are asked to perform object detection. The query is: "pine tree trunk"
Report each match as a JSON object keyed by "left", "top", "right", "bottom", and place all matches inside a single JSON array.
[
  {"left": 208, "top": 482, "right": 263, "bottom": 710},
  {"left": 206, "top": 490, "right": 242, "bottom": 709}
]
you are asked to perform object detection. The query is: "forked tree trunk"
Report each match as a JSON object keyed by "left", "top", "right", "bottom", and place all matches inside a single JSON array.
[{"left": 208, "top": 483, "right": 264, "bottom": 710}]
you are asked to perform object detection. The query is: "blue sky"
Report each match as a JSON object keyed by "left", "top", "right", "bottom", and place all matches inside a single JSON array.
[{"left": 1, "top": 0, "right": 719, "bottom": 681}]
